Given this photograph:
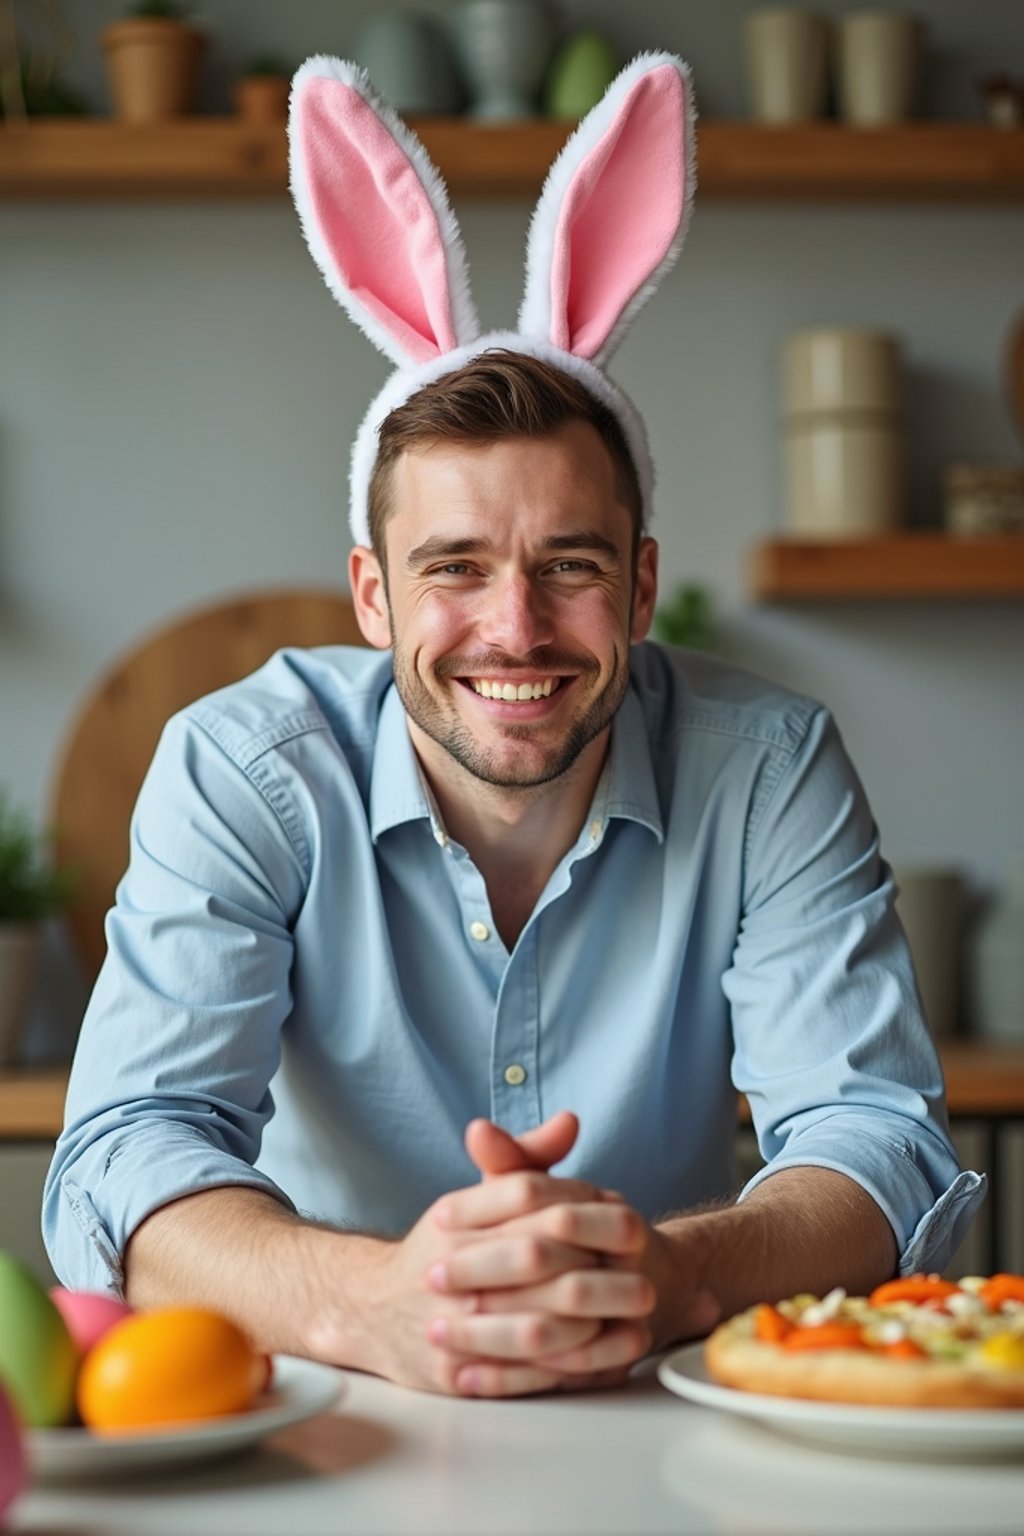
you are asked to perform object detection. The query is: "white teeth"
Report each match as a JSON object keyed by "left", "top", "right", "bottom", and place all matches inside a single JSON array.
[{"left": 470, "top": 678, "right": 558, "bottom": 701}]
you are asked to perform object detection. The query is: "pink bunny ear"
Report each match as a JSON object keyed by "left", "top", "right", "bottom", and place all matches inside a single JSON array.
[
  {"left": 518, "top": 53, "right": 695, "bottom": 368},
  {"left": 289, "top": 56, "right": 480, "bottom": 369}
]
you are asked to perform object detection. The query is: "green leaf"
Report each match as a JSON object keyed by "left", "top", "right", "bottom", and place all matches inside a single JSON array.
[
  {"left": 0, "top": 790, "right": 75, "bottom": 923},
  {"left": 653, "top": 582, "right": 716, "bottom": 652}
]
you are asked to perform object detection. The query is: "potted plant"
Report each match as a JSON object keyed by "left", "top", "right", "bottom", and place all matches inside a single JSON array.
[
  {"left": 0, "top": 0, "right": 88, "bottom": 123},
  {"left": 234, "top": 54, "right": 291, "bottom": 124},
  {"left": 0, "top": 792, "right": 72, "bottom": 1065},
  {"left": 101, "top": 0, "right": 205, "bottom": 124},
  {"left": 654, "top": 583, "right": 717, "bottom": 652}
]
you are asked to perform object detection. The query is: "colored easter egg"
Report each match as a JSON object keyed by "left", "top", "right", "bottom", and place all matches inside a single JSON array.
[
  {"left": 544, "top": 30, "right": 619, "bottom": 120},
  {"left": 0, "top": 1253, "right": 77, "bottom": 1428},
  {"left": 0, "top": 1381, "right": 27, "bottom": 1523},
  {"left": 77, "top": 1307, "right": 260, "bottom": 1433},
  {"left": 49, "top": 1288, "right": 134, "bottom": 1356}
]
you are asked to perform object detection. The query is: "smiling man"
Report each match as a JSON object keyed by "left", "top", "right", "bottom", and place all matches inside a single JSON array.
[{"left": 44, "top": 54, "right": 983, "bottom": 1398}]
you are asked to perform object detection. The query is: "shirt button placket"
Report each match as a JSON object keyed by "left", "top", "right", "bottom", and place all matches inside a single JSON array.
[{"left": 492, "top": 927, "right": 541, "bottom": 1133}]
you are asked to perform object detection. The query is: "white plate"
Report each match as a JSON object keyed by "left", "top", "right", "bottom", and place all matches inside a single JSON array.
[
  {"left": 27, "top": 1356, "right": 345, "bottom": 1480},
  {"left": 658, "top": 1342, "right": 1024, "bottom": 1459}
]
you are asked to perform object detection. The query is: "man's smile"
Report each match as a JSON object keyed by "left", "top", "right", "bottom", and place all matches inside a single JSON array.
[{"left": 465, "top": 676, "right": 565, "bottom": 701}]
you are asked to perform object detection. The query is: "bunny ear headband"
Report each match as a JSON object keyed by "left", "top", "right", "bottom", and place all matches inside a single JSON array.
[{"left": 288, "top": 50, "right": 696, "bottom": 547}]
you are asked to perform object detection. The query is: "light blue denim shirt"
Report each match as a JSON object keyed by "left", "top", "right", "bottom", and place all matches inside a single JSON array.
[{"left": 44, "top": 642, "right": 984, "bottom": 1295}]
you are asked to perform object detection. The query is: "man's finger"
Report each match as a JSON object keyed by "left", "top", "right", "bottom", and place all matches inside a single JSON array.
[
  {"left": 428, "top": 1311, "right": 600, "bottom": 1361},
  {"left": 472, "top": 1268, "right": 655, "bottom": 1320},
  {"left": 428, "top": 1234, "right": 601, "bottom": 1292},
  {"left": 435, "top": 1170, "right": 609, "bottom": 1232},
  {"left": 465, "top": 1111, "right": 579, "bottom": 1178},
  {"left": 540, "top": 1320, "right": 652, "bottom": 1375}
]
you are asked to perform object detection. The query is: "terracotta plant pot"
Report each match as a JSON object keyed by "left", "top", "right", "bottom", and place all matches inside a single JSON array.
[
  {"left": 234, "top": 75, "right": 290, "bottom": 124},
  {"left": 102, "top": 18, "right": 205, "bottom": 123}
]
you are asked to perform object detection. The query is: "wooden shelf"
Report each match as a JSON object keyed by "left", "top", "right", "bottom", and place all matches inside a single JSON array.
[
  {"left": 2, "top": 119, "right": 1024, "bottom": 200},
  {"left": 750, "top": 534, "right": 1024, "bottom": 600},
  {"left": 6, "top": 1045, "right": 1024, "bottom": 1141}
]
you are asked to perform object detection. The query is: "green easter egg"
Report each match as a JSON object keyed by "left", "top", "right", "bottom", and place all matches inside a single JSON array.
[
  {"left": 544, "top": 30, "right": 619, "bottom": 120},
  {"left": 0, "top": 1253, "right": 78, "bottom": 1427}
]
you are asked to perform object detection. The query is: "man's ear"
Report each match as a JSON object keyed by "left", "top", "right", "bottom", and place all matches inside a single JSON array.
[
  {"left": 630, "top": 536, "right": 659, "bottom": 644},
  {"left": 349, "top": 544, "right": 393, "bottom": 649}
]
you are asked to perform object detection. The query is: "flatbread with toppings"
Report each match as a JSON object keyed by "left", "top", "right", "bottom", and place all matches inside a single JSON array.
[{"left": 705, "top": 1274, "right": 1024, "bottom": 1409}]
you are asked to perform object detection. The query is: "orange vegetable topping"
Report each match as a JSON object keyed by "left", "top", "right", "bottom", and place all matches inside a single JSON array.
[
  {"left": 755, "top": 1304, "right": 794, "bottom": 1343},
  {"left": 980, "top": 1274, "right": 1024, "bottom": 1310},
  {"left": 868, "top": 1276, "right": 958, "bottom": 1307},
  {"left": 782, "top": 1323, "right": 866, "bottom": 1352},
  {"left": 875, "top": 1338, "right": 928, "bottom": 1360}
]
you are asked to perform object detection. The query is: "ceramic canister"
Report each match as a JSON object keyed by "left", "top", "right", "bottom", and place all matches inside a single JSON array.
[
  {"left": 834, "top": 10, "right": 924, "bottom": 126},
  {"left": 743, "top": 8, "right": 828, "bottom": 123},
  {"left": 892, "top": 867, "right": 967, "bottom": 1040},
  {"left": 967, "top": 863, "right": 1024, "bottom": 1042},
  {"left": 782, "top": 327, "right": 905, "bottom": 536}
]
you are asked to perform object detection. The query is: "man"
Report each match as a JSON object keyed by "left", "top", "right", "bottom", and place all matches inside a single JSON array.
[{"left": 44, "top": 56, "right": 982, "bottom": 1398}]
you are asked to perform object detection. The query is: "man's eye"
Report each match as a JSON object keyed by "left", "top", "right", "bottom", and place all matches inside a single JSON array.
[
  {"left": 431, "top": 563, "right": 473, "bottom": 577},
  {"left": 549, "top": 560, "right": 594, "bottom": 575}
]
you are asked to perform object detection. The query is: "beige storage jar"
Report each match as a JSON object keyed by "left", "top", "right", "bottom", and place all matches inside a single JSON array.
[{"left": 782, "top": 328, "right": 905, "bottom": 536}]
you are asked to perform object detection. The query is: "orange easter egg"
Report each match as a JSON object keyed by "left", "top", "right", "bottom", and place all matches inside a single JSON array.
[{"left": 77, "top": 1307, "right": 259, "bottom": 1433}]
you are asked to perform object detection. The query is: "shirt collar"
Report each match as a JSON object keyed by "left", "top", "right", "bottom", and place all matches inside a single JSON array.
[
  {"left": 600, "top": 682, "right": 664, "bottom": 843},
  {"left": 369, "top": 683, "right": 436, "bottom": 843},
  {"left": 369, "top": 674, "right": 664, "bottom": 846}
]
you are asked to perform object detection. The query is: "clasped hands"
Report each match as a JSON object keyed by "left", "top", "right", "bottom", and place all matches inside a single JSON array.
[{"left": 376, "top": 1111, "right": 665, "bottom": 1397}]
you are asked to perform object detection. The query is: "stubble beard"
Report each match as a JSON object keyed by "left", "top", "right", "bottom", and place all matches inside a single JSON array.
[{"left": 390, "top": 639, "right": 630, "bottom": 791}]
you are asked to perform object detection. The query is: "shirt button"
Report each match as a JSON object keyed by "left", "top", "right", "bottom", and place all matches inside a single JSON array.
[
  {"left": 434, "top": 829, "right": 448, "bottom": 848},
  {"left": 469, "top": 920, "right": 490, "bottom": 942},
  {"left": 504, "top": 1064, "right": 527, "bottom": 1086},
  {"left": 589, "top": 819, "right": 602, "bottom": 839}
]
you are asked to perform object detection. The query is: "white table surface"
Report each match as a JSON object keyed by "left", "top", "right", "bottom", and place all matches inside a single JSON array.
[{"left": 12, "top": 1357, "right": 1024, "bottom": 1535}]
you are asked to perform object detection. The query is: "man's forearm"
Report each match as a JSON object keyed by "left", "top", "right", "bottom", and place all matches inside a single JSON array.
[
  {"left": 648, "top": 1167, "right": 899, "bottom": 1351},
  {"left": 123, "top": 1186, "right": 390, "bottom": 1371}
]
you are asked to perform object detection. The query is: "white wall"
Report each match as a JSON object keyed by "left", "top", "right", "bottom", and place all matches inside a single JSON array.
[{"left": 2, "top": 0, "right": 1023, "bottom": 1059}]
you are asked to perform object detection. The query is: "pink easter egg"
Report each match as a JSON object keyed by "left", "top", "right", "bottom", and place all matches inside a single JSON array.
[
  {"left": 0, "top": 1380, "right": 26, "bottom": 1524},
  {"left": 49, "top": 1288, "right": 134, "bottom": 1357}
]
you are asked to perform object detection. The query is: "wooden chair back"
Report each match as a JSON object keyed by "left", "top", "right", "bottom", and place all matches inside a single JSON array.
[{"left": 51, "top": 588, "right": 365, "bottom": 983}]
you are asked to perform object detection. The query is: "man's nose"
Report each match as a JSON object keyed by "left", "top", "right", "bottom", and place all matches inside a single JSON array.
[{"left": 477, "top": 572, "right": 554, "bottom": 656}]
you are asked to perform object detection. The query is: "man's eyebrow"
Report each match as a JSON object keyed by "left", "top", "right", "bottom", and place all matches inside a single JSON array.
[
  {"left": 542, "top": 532, "right": 620, "bottom": 559},
  {"left": 405, "top": 530, "right": 622, "bottom": 569},
  {"left": 406, "top": 536, "right": 488, "bottom": 568}
]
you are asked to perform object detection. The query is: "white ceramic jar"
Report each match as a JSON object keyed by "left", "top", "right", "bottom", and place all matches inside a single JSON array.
[{"left": 782, "top": 327, "right": 906, "bottom": 536}]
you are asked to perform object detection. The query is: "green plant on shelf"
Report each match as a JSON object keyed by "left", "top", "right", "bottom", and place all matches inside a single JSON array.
[
  {"left": 0, "top": 791, "right": 73, "bottom": 924},
  {"left": 0, "top": 0, "right": 88, "bottom": 119},
  {"left": 653, "top": 582, "right": 716, "bottom": 652}
]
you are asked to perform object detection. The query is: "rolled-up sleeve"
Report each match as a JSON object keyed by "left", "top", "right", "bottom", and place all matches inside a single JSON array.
[
  {"left": 723, "top": 706, "right": 985, "bottom": 1275},
  {"left": 43, "top": 710, "right": 308, "bottom": 1296}
]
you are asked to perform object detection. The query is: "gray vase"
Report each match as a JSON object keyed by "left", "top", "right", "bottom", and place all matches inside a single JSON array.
[
  {"left": 352, "top": 10, "right": 462, "bottom": 115},
  {"left": 450, "top": 0, "right": 556, "bottom": 120}
]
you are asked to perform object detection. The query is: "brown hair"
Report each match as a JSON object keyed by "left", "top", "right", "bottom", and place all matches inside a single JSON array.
[{"left": 367, "top": 350, "right": 644, "bottom": 572}]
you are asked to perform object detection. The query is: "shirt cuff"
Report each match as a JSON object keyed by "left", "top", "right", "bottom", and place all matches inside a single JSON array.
[
  {"left": 739, "top": 1136, "right": 987, "bottom": 1276},
  {"left": 55, "top": 1124, "right": 297, "bottom": 1298}
]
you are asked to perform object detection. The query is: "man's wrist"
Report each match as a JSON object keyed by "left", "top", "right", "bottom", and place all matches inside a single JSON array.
[{"left": 293, "top": 1224, "right": 397, "bottom": 1374}]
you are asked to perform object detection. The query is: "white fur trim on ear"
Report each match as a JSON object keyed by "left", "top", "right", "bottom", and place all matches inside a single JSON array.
[
  {"left": 288, "top": 55, "right": 481, "bottom": 368},
  {"left": 347, "top": 333, "right": 655, "bottom": 548},
  {"left": 518, "top": 51, "right": 696, "bottom": 369}
]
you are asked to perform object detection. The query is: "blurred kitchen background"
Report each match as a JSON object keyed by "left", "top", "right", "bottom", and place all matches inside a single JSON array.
[{"left": 1, "top": 0, "right": 1023, "bottom": 1279}]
